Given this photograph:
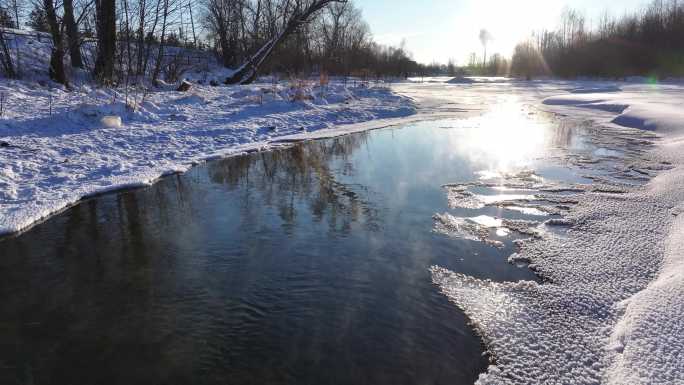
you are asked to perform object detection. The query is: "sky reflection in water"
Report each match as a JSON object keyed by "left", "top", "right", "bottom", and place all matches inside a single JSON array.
[{"left": 0, "top": 107, "right": 584, "bottom": 385}]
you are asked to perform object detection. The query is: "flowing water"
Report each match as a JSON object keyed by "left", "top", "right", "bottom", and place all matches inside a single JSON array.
[{"left": 0, "top": 103, "right": 653, "bottom": 385}]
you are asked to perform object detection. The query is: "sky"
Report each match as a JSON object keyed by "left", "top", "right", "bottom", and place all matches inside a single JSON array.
[{"left": 355, "top": 0, "right": 649, "bottom": 65}]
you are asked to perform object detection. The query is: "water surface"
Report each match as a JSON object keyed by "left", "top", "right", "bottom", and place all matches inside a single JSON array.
[{"left": 0, "top": 108, "right": 634, "bottom": 385}]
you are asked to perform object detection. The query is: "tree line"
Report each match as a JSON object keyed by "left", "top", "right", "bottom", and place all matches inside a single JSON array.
[
  {"left": 0, "top": 0, "right": 420, "bottom": 88},
  {"left": 511, "top": 0, "right": 684, "bottom": 79}
]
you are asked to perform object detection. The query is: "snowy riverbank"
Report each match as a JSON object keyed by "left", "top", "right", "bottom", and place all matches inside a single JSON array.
[
  {"left": 429, "top": 80, "right": 684, "bottom": 384},
  {"left": 0, "top": 79, "right": 415, "bottom": 235}
]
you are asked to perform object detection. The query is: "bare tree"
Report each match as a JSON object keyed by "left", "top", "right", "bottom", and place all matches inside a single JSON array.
[
  {"left": 121, "top": 0, "right": 134, "bottom": 80},
  {"left": 43, "top": 0, "right": 70, "bottom": 86},
  {"left": 134, "top": 0, "right": 148, "bottom": 75},
  {"left": 94, "top": 0, "right": 116, "bottom": 83},
  {"left": 9, "top": 0, "right": 21, "bottom": 28},
  {"left": 63, "top": 0, "right": 87, "bottom": 68},
  {"left": 204, "top": 0, "right": 236, "bottom": 67},
  {"left": 141, "top": 0, "right": 163, "bottom": 77},
  {"left": 478, "top": 28, "right": 492, "bottom": 67},
  {"left": 151, "top": 0, "right": 169, "bottom": 84},
  {"left": 187, "top": 0, "right": 197, "bottom": 46}
]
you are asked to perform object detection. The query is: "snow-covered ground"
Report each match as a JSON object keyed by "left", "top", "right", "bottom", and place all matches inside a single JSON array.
[
  {"left": 420, "top": 78, "right": 683, "bottom": 384},
  {"left": 0, "top": 79, "right": 415, "bottom": 235}
]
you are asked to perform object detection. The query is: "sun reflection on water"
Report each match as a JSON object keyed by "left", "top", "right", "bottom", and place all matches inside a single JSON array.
[{"left": 447, "top": 99, "right": 551, "bottom": 174}]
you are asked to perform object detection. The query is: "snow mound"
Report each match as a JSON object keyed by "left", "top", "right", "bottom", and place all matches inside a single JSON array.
[
  {"left": 543, "top": 88, "right": 684, "bottom": 133},
  {"left": 447, "top": 77, "right": 477, "bottom": 84},
  {"left": 603, "top": 169, "right": 684, "bottom": 385},
  {"left": 72, "top": 101, "right": 158, "bottom": 123},
  {"left": 610, "top": 105, "right": 682, "bottom": 132},
  {"left": 101, "top": 115, "right": 122, "bottom": 128}
]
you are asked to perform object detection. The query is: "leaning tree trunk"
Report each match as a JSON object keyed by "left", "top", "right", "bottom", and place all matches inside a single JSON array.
[
  {"left": 43, "top": 0, "right": 69, "bottom": 87},
  {"left": 225, "top": 0, "right": 346, "bottom": 85},
  {"left": 63, "top": 0, "right": 83, "bottom": 68},
  {"left": 94, "top": 0, "right": 117, "bottom": 84}
]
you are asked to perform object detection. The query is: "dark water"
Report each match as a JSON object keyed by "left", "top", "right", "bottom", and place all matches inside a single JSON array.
[{"left": 0, "top": 116, "right": 592, "bottom": 385}]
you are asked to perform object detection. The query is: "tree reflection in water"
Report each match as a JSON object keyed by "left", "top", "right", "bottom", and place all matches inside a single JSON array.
[
  {"left": 207, "top": 133, "right": 382, "bottom": 235},
  {"left": 0, "top": 127, "right": 491, "bottom": 385}
]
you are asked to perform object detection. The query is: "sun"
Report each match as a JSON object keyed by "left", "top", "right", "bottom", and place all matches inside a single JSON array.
[{"left": 463, "top": 0, "right": 563, "bottom": 58}]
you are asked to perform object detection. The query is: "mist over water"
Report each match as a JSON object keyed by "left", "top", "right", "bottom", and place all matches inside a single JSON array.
[{"left": 0, "top": 108, "right": 642, "bottom": 385}]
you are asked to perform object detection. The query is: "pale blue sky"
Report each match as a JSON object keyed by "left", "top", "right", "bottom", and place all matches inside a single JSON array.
[{"left": 355, "top": 0, "right": 649, "bottom": 64}]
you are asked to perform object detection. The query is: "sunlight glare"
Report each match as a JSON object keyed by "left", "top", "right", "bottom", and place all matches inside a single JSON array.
[
  {"left": 450, "top": 98, "right": 549, "bottom": 173},
  {"left": 460, "top": 0, "right": 563, "bottom": 60}
]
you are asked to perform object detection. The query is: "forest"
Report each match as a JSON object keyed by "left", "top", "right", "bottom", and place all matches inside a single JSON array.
[
  {"left": 509, "top": 0, "right": 684, "bottom": 79},
  {"left": 0, "top": 0, "right": 420, "bottom": 87}
]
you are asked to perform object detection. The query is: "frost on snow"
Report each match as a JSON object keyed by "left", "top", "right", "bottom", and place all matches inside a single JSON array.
[{"left": 431, "top": 81, "right": 684, "bottom": 384}]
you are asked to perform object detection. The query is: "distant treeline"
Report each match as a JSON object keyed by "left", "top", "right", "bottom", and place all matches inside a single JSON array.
[{"left": 511, "top": 0, "right": 684, "bottom": 79}]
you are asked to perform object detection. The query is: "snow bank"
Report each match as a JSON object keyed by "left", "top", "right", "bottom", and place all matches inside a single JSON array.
[
  {"left": 543, "top": 85, "right": 683, "bottom": 133},
  {"left": 100, "top": 116, "right": 123, "bottom": 128},
  {"left": 0, "top": 79, "right": 415, "bottom": 235},
  {"left": 604, "top": 168, "right": 684, "bottom": 385},
  {"left": 611, "top": 104, "right": 682, "bottom": 132}
]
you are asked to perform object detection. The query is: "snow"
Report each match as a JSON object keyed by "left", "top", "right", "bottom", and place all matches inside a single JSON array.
[
  {"left": 0, "top": 79, "right": 415, "bottom": 235},
  {"left": 101, "top": 115, "right": 123, "bottom": 128},
  {"left": 433, "top": 213, "right": 507, "bottom": 249},
  {"left": 447, "top": 77, "right": 477, "bottom": 84},
  {"left": 446, "top": 76, "right": 513, "bottom": 84},
  {"left": 603, "top": 167, "right": 684, "bottom": 385},
  {"left": 420, "top": 80, "right": 684, "bottom": 384},
  {"left": 568, "top": 85, "right": 622, "bottom": 94},
  {"left": 542, "top": 85, "right": 684, "bottom": 133},
  {"left": 1, "top": 67, "right": 683, "bottom": 382}
]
